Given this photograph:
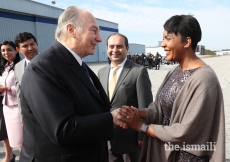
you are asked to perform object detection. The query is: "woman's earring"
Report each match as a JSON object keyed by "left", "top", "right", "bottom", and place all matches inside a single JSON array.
[{"left": 184, "top": 46, "right": 187, "bottom": 48}]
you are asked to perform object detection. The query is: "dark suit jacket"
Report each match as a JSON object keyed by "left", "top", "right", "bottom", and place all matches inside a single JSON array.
[
  {"left": 20, "top": 41, "right": 114, "bottom": 162},
  {"left": 98, "top": 60, "right": 153, "bottom": 154}
]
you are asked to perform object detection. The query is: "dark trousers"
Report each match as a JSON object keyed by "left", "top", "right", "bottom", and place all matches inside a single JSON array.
[
  {"left": 108, "top": 141, "right": 140, "bottom": 162},
  {"left": 148, "top": 61, "right": 153, "bottom": 69},
  {"left": 155, "top": 61, "right": 160, "bottom": 70},
  {"left": 141, "top": 60, "right": 145, "bottom": 66},
  {"left": 109, "top": 149, "right": 140, "bottom": 162}
]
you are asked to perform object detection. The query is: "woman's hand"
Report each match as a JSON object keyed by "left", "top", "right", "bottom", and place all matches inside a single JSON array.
[
  {"left": 0, "top": 85, "right": 7, "bottom": 92},
  {"left": 118, "top": 105, "right": 158, "bottom": 139},
  {"left": 118, "top": 105, "right": 143, "bottom": 132}
]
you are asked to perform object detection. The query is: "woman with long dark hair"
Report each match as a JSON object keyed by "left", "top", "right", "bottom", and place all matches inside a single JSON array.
[{"left": 0, "top": 40, "right": 21, "bottom": 162}]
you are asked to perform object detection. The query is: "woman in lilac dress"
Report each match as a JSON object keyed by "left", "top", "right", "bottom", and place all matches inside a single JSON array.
[{"left": 0, "top": 41, "right": 22, "bottom": 162}]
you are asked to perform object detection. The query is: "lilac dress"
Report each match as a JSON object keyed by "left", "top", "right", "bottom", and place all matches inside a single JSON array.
[
  {"left": 0, "top": 63, "right": 23, "bottom": 147},
  {"left": 159, "top": 66, "right": 209, "bottom": 162}
]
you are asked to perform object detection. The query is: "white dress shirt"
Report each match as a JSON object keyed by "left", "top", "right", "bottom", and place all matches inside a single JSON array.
[
  {"left": 60, "top": 42, "right": 83, "bottom": 66},
  {"left": 109, "top": 58, "right": 127, "bottom": 83}
]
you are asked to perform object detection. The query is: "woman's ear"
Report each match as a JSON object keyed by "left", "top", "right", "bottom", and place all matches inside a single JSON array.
[{"left": 184, "top": 37, "right": 191, "bottom": 48}]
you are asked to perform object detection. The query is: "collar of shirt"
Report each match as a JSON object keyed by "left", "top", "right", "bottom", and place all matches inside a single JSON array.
[
  {"left": 4, "top": 61, "right": 14, "bottom": 67},
  {"left": 25, "top": 58, "right": 30, "bottom": 66},
  {"left": 110, "top": 58, "right": 127, "bottom": 69},
  {"left": 60, "top": 41, "right": 82, "bottom": 66},
  {"left": 109, "top": 58, "right": 127, "bottom": 83},
  {"left": 58, "top": 42, "right": 98, "bottom": 86}
]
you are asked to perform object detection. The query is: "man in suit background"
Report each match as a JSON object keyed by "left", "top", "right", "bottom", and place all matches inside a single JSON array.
[
  {"left": 19, "top": 6, "right": 125, "bottom": 162},
  {"left": 155, "top": 52, "right": 162, "bottom": 70},
  {"left": 14, "top": 32, "right": 39, "bottom": 122},
  {"left": 98, "top": 33, "right": 153, "bottom": 162}
]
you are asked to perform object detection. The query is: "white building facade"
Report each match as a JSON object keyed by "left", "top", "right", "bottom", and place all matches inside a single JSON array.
[
  {"left": 128, "top": 43, "right": 145, "bottom": 55},
  {"left": 145, "top": 46, "right": 166, "bottom": 57}
]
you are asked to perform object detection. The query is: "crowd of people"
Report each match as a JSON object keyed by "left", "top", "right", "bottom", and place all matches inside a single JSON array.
[
  {"left": 0, "top": 5, "right": 225, "bottom": 162},
  {"left": 126, "top": 52, "right": 162, "bottom": 70}
]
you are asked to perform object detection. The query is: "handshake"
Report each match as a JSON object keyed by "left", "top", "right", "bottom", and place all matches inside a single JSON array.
[{"left": 111, "top": 105, "right": 143, "bottom": 132}]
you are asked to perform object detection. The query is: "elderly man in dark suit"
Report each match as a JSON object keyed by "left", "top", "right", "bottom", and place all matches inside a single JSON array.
[
  {"left": 98, "top": 33, "right": 153, "bottom": 162},
  {"left": 19, "top": 6, "right": 125, "bottom": 162}
]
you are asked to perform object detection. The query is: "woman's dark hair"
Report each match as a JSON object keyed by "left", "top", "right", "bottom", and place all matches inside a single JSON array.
[
  {"left": 163, "top": 15, "right": 202, "bottom": 51},
  {"left": 0, "top": 41, "right": 21, "bottom": 75}
]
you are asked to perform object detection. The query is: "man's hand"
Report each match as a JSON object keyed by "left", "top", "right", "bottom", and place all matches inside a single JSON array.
[
  {"left": 111, "top": 109, "right": 128, "bottom": 129},
  {"left": 118, "top": 105, "right": 142, "bottom": 132}
]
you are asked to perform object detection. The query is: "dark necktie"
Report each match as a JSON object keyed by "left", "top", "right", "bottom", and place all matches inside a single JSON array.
[{"left": 81, "top": 62, "right": 91, "bottom": 79}]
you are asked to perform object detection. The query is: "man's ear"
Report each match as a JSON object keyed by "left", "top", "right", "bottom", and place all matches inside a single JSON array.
[
  {"left": 126, "top": 46, "right": 129, "bottom": 51},
  {"left": 16, "top": 47, "right": 20, "bottom": 52},
  {"left": 66, "top": 24, "right": 76, "bottom": 37}
]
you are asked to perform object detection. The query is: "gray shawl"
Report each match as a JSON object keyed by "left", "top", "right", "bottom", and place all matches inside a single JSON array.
[{"left": 140, "top": 65, "right": 225, "bottom": 162}]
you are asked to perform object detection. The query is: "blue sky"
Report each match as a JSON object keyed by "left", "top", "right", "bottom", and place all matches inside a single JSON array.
[{"left": 33, "top": 0, "right": 230, "bottom": 51}]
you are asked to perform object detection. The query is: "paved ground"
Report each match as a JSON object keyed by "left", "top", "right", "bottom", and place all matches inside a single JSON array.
[{"left": 1, "top": 55, "right": 229, "bottom": 161}]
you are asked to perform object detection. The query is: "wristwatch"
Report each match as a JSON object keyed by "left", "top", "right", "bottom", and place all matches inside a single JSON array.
[{"left": 140, "top": 123, "right": 148, "bottom": 134}]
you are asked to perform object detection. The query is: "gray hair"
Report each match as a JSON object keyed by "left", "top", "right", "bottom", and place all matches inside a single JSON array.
[{"left": 55, "top": 6, "right": 84, "bottom": 40}]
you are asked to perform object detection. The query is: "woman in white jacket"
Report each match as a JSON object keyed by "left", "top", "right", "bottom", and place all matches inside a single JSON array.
[{"left": 0, "top": 40, "right": 22, "bottom": 162}]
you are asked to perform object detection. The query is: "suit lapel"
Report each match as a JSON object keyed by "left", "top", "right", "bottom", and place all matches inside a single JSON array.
[
  {"left": 88, "top": 67, "right": 111, "bottom": 109},
  {"left": 111, "top": 60, "right": 132, "bottom": 101},
  {"left": 69, "top": 64, "right": 103, "bottom": 103},
  {"left": 101, "top": 66, "right": 110, "bottom": 96},
  {"left": 18, "top": 59, "right": 26, "bottom": 85},
  {"left": 52, "top": 41, "right": 103, "bottom": 103}
]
